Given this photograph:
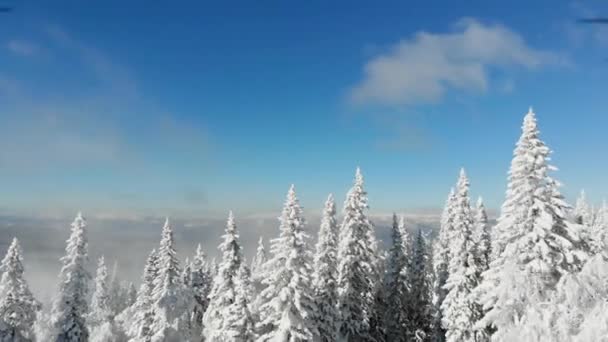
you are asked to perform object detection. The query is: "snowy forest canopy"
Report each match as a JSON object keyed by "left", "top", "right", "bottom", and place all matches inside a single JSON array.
[{"left": 1, "top": 108, "right": 607, "bottom": 342}]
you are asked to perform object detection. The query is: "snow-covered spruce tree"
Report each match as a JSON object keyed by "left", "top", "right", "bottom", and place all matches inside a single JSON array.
[
  {"left": 337, "top": 168, "right": 380, "bottom": 342},
  {"left": 224, "top": 264, "right": 256, "bottom": 342},
  {"left": 88, "top": 256, "right": 112, "bottom": 327},
  {"left": 573, "top": 190, "right": 593, "bottom": 226},
  {"left": 0, "top": 238, "right": 40, "bottom": 341},
  {"left": 312, "top": 194, "right": 340, "bottom": 342},
  {"left": 256, "top": 185, "right": 318, "bottom": 341},
  {"left": 432, "top": 188, "right": 456, "bottom": 342},
  {"left": 250, "top": 237, "right": 267, "bottom": 305},
  {"left": 406, "top": 229, "right": 433, "bottom": 342},
  {"left": 572, "top": 190, "right": 599, "bottom": 254},
  {"left": 50, "top": 212, "right": 91, "bottom": 342},
  {"left": 441, "top": 169, "right": 482, "bottom": 342},
  {"left": 476, "top": 108, "right": 587, "bottom": 341},
  {"left": 89, "top": 256, "right": 126, "bottom": 342},
  {"left": 203, "top": 211, "right": 243, "bottom": 341},
  {"left": 150, "top": 218, "right": 191, "bottom": 342},
  {"left": 188, "top": 244, "right": 213, "bottom": 339},
  {"left": 108, "top": 261, "right": 127, "bottom": 318},
  {"left": 127, "top": 283, "right": 137, "bottom": 308},
  {"left": 384, "top": 213, "right": 410, "bottom": 342},
  {"left": 369, "top": 250, "right": 388, "bottom": 342},
  {"left": 592, "top": 199, "right": 608, "bottom": 251},
  {"left": 123, "top": 249, "right": 158, "bottom": 341},
  {"left": 251, "top": 237, "right": 267, "bottom": 276},
  {"left": 474, "top": 197, "right": 491, "bottom": 274}
]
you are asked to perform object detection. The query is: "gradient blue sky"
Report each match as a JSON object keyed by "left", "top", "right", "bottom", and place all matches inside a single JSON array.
[{"left": 0, "top": 0, "right": 607, "bottom": 218}]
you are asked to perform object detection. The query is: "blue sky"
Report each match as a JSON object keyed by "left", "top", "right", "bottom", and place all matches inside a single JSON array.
[{"left": 0, "top": 0, "right": 607, "bottom": 219}]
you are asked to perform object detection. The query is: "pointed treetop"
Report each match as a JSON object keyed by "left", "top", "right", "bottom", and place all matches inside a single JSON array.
[
  {"left": 287, "top": 184, "right": 297, "bottom": 201},
  {"left": 196, "top": 243, "right": 204, "bottom": 257},
  {"left": 457, "top": 168, "right": 469, "bottom": 191},
  {"left": 522, "top": 106, "right": 538, "bottom": 131},
  {"left": 477, "top": 196, "right": 484, "bottom": 208},
  {"left": 226, "top": 210, "right": 237, "bottom": 234},
  {"left": 163, "top": 216, "right": 170, "bottom": 228},
  {"left": 72, "top": 211, "right": 86, "bottom": 227},
  {"left": 326, "top": 193, "right": 334, "bottom": 204},
  {"left": 9, "top": 237, "right": 19, "bottom": 250},
  {"left": 355, "top": 167, "right": 364, "bottom": 185}
]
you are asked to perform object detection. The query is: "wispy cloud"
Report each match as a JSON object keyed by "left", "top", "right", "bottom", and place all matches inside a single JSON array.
[
  {"left": 350, "top": 18, "right": 564, "bottom": 107},
  {"left": 0, "top": 25, "right": 210, "bottom": 173},
  {"left": 6, "top": 39, "right": 40, "bottom": 57}
]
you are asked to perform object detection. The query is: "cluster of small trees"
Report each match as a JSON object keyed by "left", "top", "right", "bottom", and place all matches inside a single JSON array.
[{"left": 0, "top": 107, "right": 607, "bottom": 342}]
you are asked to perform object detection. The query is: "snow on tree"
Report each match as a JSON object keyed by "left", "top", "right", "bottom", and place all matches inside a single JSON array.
[
  {"left": 251, "top": 237, "right": 267, "bottom": 276},
  {"left": 108, "top": 261, "right": 128, "bottom": 317},
  {"left": 432, "top": 188, "right": 456, "bottom": 342},
  {"left": 188, "top": 244, "right": 213, "bottom": 339},
  {"left": 127, "top": 283, "right": 137, "bottom": 308},
  {"left": 250, "top": 237, "right": 268, "bottom": 301},
  {"left": 203, "top": 211, "right": 243, "bottom": 341},
  {"left": 224, "top": 264, "right": 256, "bottom": 342},
  {"left": 406, "top": 229, "right": 433, "bottom": 342},
  {"left": 88, "top": 256, "right": 112, "bottom": 328},
  {"left": 336, "top": 167, "right": 381, "bottom": 342},
  {"left": 122, "top": 249, "right": 158, "bottom": 341},
  {"left": 0, "top": 238, "right": 40, "bottom": 341},
  {"left": 256, "top": 185, "right": 318, "bottom": 341},
  {"left": 474, "top": 197, "right": 491, "bottom": 274},
  {"left": 572, "top": 190, "right": 599, "bottom": 254},
  {"left": 369, "top": 250, "right": 388, "bottom": 342},
  {"left": 592, "top": 199, "right": 608, "bottom": 251},
  {"left": 384, "top": 213, "right": 410, "bottom": 342},
  {"left": 312, "top": 194, "right": 340, "bottom": 342},
  {"left": 441, "top": 169, "right": 482, "bottom": 342},
  {"left": 149, "top": 217, "right": 191, "bottom": 342},
  {"left": 573, "top": 190, "right": 593, "bottom": 226},
  {"left": 476, "top": 108, "right": 587, "bottom": 341},
  {"left": 49, "top": 212, "right": 91, "bottom": 342}
]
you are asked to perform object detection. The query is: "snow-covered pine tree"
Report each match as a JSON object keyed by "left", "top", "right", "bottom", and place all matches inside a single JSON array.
[
  {"left": 574, "top": 190, "right": 593, "bottom": 226},
  {"left": 384, "top": 213, "right": 410, "bottom": 342},
  {"left": 441, "top": 169, "right": 481, "bottom": 342},
  {"left": 124, "top": 249, "right": 158, "bottom": 341},
  {"left": 88, "top": 256, "right": 126, "bottom": 342},
  {"left": 476, "top": 108, "right": 587, "bottom": 341},
  {"left": 406, "top": 229, "right": 433, "bottom": 342},
  {"left": 108, "top": 261, "right": 127, "bottom": 318},
  {"left": 572, "top": 190, "right": 599, "bottom": 254},
  {"left": 369, "top": 250, "right": 388, "bottom": 342},
  {"left": 256, "top": 185, "right": 318, "bottom": 341},
  {"left": 474, "top": 197, "right": 491, "bottom": 274},
  {"left": 188, "top": 244, "right": 212, "bottom": 339},
  {"left": 337, "top": 167, "right": 381, "bottom": 342},
  {"left": 0, "top": 238, "right": 40, "bottom": 341},
  {"left": 312, "top": 194, "right": 340, "bottom": 342},
  {"left": 203, "top": 211, "right": 243, "bottom": 341},
  {"left": 50, "top": 212, "right": 91, "bottom": 342},
  {"left": 224, "top": 264, "right": 256, "bottom": 342},
  {"left": 592, "top": 199, "right": 608, "bottom": 252},
  {"left": 250, "top": 237, "right": 267, "bottom": 276},
  {"left": 88, "top": 256, "right": 112, "bottom": 327},
  {"left": 150, "top": 218, "right": 191, "bottom": 341},
  {"left": 182, "top": 258, "right": 192, "bottom": 287},
  {"left": 432, "top": 188, "right": 456, "bottom": 342},
  {"left": 127, "top": 283, "right": 137, "bottom": 308}
]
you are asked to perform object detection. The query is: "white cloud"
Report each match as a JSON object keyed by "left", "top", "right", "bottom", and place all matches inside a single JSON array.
[
  {"left": 7, "top": 40, "right": 39, "bottom": 57},
  {"left": 350, "top": 18, "right": 563, "bottom": 106}
]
